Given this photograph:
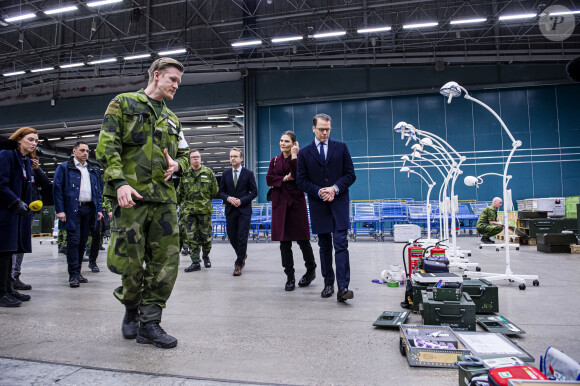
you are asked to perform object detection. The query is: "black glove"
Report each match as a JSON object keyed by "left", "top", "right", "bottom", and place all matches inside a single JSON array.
[
  {"left": 8, "top": 199, "right": 31, "bottom": 216},
  {"left": 0, "top": 137, "right": 18, "bottom": 150}
]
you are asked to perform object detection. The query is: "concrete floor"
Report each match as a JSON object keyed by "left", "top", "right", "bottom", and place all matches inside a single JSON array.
[{"left": 1, "top": 234, "right": 579, "bottom": 386}]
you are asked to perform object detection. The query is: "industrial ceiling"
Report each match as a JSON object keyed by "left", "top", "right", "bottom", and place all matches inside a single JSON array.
[{"left": 1, "top": 0, "right": 579, "bottom": 177}]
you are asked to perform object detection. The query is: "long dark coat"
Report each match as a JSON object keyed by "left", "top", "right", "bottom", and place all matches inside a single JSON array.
[
  {"left": 296, "top": 139, "right": 356, "bottom": 234},
  {"left": 0, "top": 149, "right": 34, "bottom": 253},
  {"left": 266, "top": 154, "right": 311, "bottom": 241}
]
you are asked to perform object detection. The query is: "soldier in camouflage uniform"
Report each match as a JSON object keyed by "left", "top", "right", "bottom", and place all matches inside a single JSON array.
[
  {"left": 177, "top": 150, "right": 218, "bottom": 272},
  {"left": 96, "top": 58, "right": 189, "bottom": 349},
  {"left": 476, "top": 197, "right": 505, "bottom": 244}
]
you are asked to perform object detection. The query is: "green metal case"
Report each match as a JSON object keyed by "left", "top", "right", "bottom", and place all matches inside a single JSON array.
[
  {"left": 421, "top": 291, "right": 476, "bottom": 331},
  {"left": 462, "top": 278, "right": 499, "bottom": 314}
]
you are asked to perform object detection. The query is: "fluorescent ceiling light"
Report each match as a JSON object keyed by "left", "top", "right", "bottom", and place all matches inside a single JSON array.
[
  {"left": 200, "top": 152, "right": 211, "bottom": 155},
  {"left": 196, "top": 126, "right": 213, "bottom": 129},
  {"left": 3, "top": 71, "right": 26, "bottom": 77},
  {"left": 88, "top": 58, "right": 117, "bottom": 65},
  {"left": 158, "top": 48, "right": 186, "bottom": 55},
  {"left": 181, "top": 127, "right": 191, "bottom": 131},
  {"left": 235, "top": 115, "right": 244, "bottom": 118},
  {"left": 217, "top": 125, "right": 233, "bottom": 128},
  {"left": 215, "top": 152, "right": 226, "bottom": 154},
  {"left": 45, "top": 5, "right": 78, "bottom": 15},
  {"left": 549, "top": 10, "right": 580, "bottom": 16},
  {"left": 450, "top": 18, "right": 487, "bottom": 25},
  {"left": 64, "top": 136, "right": 78, "bottom": 140},
  {"left": 499, "top": 13, "right": 536, "bottom": 21},
  {"left": 86, "top": 0, "right": 123, "bottom": 7},
  {"left": 60, "top": 62, "right": 85, "bottom": 68},
  {"left": 403, "top": 22, "right": 438, "bottom": 29},
  {"left": 271, "top": 36, "right": 303, "bottom": 43},
  {"left": 81, "top": 134, "right": 95, "bottom": 138},
  {"left": 225, "top": 140, "right": 239, "bottom": 143},
  {"left": 5, "top": 13, "right": 36, "bottom": 23},
  {"left": 31, "top": 67, "right": 54, "bottom": 73},
  {"left": 313, "top": 31, "right": 346, "bottom": 38},
  {"left": 47, "top": 137, "right": 61, "bottom": 141},
  {"left": 357, "top": 26, "right": 391, "bottom": 33},
  {"left": 43, "top": 163, "right": 55, "bottom": 165},
  {"left": 190, "top": 142, "right": 203, "bottom": 145},
  {"left": 231, "top": 40, "right": 262, "bottom": 47},
  {"left": 208, "top": 115, "right": 227, "bottom": 120},
  {"left": 124, "top": 53, "right": 151, "bottom": 60},
  {"left": 207, "top": 161, "right": 218, "bottom": 163},
  {"left": 207, "top": 141, "right": 220, "bottom": 144}
]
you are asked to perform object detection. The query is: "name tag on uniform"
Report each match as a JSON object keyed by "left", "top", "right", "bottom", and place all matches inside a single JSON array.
[{"left": 201, "top": 175, "right": 208, "bottom": 179}]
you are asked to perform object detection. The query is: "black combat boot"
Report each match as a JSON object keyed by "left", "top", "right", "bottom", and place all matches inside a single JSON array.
[
  {"left": 12, "top": 274, "right": 31, "bottom": 290},
  {"left": 285, "top": 275, "right": 296, "bottom": 291},
  {"left": 0, "top": 294, "right": 21, "bottom": 307},
  {"left": 136, "top": 322, "right": 177, "bottom": 349},
  {"left": 122, "top": 308, "right": 140, "bottom": 339},
  {"left": 8, "top": 286, "right": 31, "bottom": 301}
]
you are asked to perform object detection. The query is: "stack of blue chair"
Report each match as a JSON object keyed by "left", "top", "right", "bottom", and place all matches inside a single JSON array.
[
  {"left": 379, "top": 200, "right": 408, "bottom": 237},
  {"left": 350, "top": 200, "right": 381, "bottom": 241}
]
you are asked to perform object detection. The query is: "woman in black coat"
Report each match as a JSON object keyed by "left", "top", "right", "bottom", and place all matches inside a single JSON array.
[{"left": 0, "top": 127, "right": 38, "bottom": 307}]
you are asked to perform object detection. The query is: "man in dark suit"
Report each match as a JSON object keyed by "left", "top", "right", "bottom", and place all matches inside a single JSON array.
[
  {"left": 218, "top": 147, "right": 258, "bottom": 276},
  {"left": 297, "top": 113, "right": 356, "bottom": 302}
]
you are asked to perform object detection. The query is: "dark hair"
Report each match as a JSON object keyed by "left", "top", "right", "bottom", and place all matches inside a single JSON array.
[
  {"left": 231, "top": 147, "right": 243, "bottom": 158},
  {"left": 313, "top": 113, "right": 331, "bottom": 127},
  {"left": 190, "top": 149, "right": 200, "bottom": 155},
  {"left": 73, "top": 141, "right": 88, "bottom": 150},
  {"left": 281, "top": 130, "right": 296, "bottom": 143},
  {"left": 148, "top": 57, "right": 184, "bottom": 84},
  {"left": 9, "top": 127, "right": 38, "bottom": 157}
]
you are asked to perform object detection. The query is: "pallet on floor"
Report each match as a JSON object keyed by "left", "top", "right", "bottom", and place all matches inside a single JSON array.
[
  {"left": 571, "top": 244, "right": 580, "bottom": 254},
  {"left": 495, "top": 234, "right": 520, "bottom": 242},
  {"left": 31, "top": 233, "right": 52, "bottom": 238}
]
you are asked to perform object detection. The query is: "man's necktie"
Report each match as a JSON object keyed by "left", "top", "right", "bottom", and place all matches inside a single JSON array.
[
  {"left": 233, "top": 169, "right": 238, "bottom": 188},
  {"left": 319, "top": 142, "right": 325, "bottom": 162}
]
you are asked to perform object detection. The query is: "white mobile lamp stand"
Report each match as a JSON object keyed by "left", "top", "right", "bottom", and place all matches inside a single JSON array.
[
  {"left": 441, "top": 81, "right": 539, "bottom": 289},
  {"left": 395, "top": 122, "right": 471, "bottom": 260},
  {"left": 464, "top": 174, "right": 520, "bottom": 251},
  {"left": 399, "top": 166, "right": 438, "bottom": 243}
]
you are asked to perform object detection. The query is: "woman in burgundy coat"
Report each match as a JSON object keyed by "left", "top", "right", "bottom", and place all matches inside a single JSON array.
[{"left": 266, "top": 131, "right": 317, "bottom": 291}]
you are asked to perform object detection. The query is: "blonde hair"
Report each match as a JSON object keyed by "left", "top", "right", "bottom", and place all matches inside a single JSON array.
[{"left": 9, "top": 127, "right": 38, "bottom": 157}]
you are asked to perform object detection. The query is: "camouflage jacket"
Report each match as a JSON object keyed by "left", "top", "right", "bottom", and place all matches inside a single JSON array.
[
  {"left": 476, "top": 205, "right": 498, "bottom": 228},
  {"left": 177, "top": 165, "right": 218, "bottom": 215},
  {"left": 96, "top": 89, "right": 189, "bottom": 204}
]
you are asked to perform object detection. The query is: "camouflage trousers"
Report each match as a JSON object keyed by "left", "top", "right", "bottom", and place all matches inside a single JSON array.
[
  {"left": 179, "top": 213, "right": 213, "bottom": 263},
  {"left": 477, "top": 224, "right": 503, "bottom": 238},
  {"left": 57, "top": 229, "right": 67, "bottom": 249},
  {"left": 108, "top": 201, "right": 179, "bottom": 323}
]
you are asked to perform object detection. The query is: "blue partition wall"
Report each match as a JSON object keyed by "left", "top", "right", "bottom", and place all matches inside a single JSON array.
[{"left": 256, "top": 83, "right": 580, "bottom": 203}]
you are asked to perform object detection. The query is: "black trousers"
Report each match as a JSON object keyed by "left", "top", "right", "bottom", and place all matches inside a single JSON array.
[
  {"left": 66, "top": 204, "right": 95, "bottom": 276},
  {"left": 0, "top": 252, "right": 13, "bottom": 296},
  {"left": 279, "top": 240, "right": 317, "bottom": 277},
  {"left": 88, "top": 218, "right": 102, "bottom": 263},
  {"left": 226, "top": 210, "right": 251, "bottom": 267}
]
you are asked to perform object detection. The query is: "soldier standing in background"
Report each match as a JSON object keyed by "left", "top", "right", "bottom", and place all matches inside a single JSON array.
[
  {"left": 96, "top": 57, "right": 190, "bottom": 349},
  {"left": 177, "top": 150, "right": 218, "bottom": 272}
]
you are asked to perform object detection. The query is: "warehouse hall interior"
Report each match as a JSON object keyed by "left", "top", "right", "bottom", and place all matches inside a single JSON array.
[{"left": 1, "top": 1, "right": 580, "bottom": 385}]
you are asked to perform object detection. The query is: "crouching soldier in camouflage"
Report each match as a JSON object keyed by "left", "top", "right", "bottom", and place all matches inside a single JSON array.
[
  {"left": 96, "top": 58, "right": 189, "bottom": 349},
  {"left": 178, "top": 150, "right": 218, "bottom": 272},
  {"left": 476, "top": 197, "right": 505, "bottom": 244}
]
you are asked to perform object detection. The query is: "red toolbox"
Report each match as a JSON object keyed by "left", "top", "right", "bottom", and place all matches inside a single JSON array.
[{"left": 488, "top": 365, "right": 548, "bottom": 386}]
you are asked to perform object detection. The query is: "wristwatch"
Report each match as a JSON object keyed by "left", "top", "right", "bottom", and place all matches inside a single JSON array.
[{"left": 332, "top": 184, "right": 339, "bottom": 194}]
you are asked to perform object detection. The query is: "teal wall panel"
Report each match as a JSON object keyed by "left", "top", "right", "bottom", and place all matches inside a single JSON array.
[{"left": 256, "top": 83, "right": 580, "bottom": 204}]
